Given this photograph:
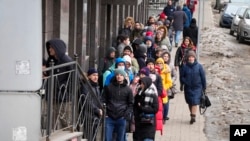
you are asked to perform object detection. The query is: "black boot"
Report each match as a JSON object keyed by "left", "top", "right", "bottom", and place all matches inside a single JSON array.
[
  {"left": 180, "top": 84, "right": 184, "bottom": 91},
  {"left": 190, "top": 114, "right": 196, "bottom": 124}
]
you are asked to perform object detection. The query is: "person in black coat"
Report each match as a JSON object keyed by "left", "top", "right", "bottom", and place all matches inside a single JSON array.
[
  {"left": 45, "top": 38, "right": 73, "bottom": 129},
  {"left": 180, "top": 51, "right": 206, "bottom": 124},
  {"left": 133, "top": 77, "right": 159, "bottom": 141},
  {"left": 183, "top": 18, "right": 198, "bottom": 46},
  {"left": 102, "top": 69, "right": 134, "bottom": 141}
]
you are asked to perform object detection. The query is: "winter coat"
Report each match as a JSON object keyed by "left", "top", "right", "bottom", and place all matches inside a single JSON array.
[
  {"left": 183, "top": 19, "right": 198, "bottom": 46},
  {"left": 163, "top": 5, "right": 176, "bottom": 21},
  {"left": 156, "top": 58, "right": 173, "bottom": 91},
  {"left": 182, "top": 6, "right": 192, "bottom": 28},
  {"left": 174, "top": 44, "right": 196, "bottom": 67},
  {"left": 97, "top": 47, "right": 116, "bottom": 75},
  {"left": 102, "top": 77, "right": 133, "bottom": 120},
  {"left": 172, "top": 8, "right": 187, "bottom": 31},
  {"left": 133, "top": 77, "right": 159, "bottom": 140},
  {"left": 134, "top": 44, "right": 147, "bottom": 69},
  {"left": 45, "top": 39, "right": 73, "bottom": 102},
  {"left": 162, "top": 51, "right": 178, "bottom": 96},
  {"left": 180, "top": 60, "right": 206, "bottom": 105},
  {"left": 80, "top": 80, "right": 102, "bottom": 118},
  {"left": 144, "top": 36, "right": 156, "bottom": 59}
]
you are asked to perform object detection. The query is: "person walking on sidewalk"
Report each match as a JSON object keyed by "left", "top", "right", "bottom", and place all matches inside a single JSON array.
[
  {"left": 172, "top": 5, "right": 187, "bottom": 47},
  {"left": 180, "top": 51, "right": 206, "bottom": 124}
]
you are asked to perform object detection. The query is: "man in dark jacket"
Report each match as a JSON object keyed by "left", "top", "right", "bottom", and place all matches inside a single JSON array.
[
  {"left": 80, "top": 68, "right": 103, "bottom": 140},
  {"left": 45, "top": 38, "right": 73, "bottom": 129},
  {"left": 102, "top": 69, "right": 134, "bottom": 141},
  {"left": 172, "top": 6, "right": 187, "bottom": 47}
]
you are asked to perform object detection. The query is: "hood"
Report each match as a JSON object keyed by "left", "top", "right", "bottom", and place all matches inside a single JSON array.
[
  {"left": 156, "top": 57, "right": 165, "bottom": 64},
  {"left": 182, "top": 6, "right": 189, "bottom": 12},
  {"left": 139, "top": 77, "right": 152, "bottom": 89},
  {"left": 157, "top": 25, "right": 168, "bottom": 38},
  {"left": 46, "top": 38, "right": 67, "bottom": 60},
  {"left": 115, "top": 57, "right": 126, "bottom": 67},
  {"left": 105, "top": 47, "right": 116, "bottom": 58},
  {"left": 161, "top": 51, "right": 171, "bottom": 64}
]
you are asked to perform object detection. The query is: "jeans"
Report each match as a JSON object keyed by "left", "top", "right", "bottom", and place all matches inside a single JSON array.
[
  {"left": 175, "top": 30, "right": 182, "bottom": 44},
  {"left": 105, "top": 117, "right": 126, "bottom": 141},
  {"left": 163, "top": 102, "right": 169, "bottom": 119}
]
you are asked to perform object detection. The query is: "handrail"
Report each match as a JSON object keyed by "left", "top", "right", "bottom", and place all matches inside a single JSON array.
[{"left": 40, "top": 59, "right": 105, "bottom": 141}]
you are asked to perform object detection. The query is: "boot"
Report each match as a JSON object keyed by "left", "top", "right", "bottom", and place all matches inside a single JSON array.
[
  {"left": 190, "top": 114, "right": 196, "bottom": 124},
  {"left": 180, "top": 84, "right": 184, "bottom": 91}
]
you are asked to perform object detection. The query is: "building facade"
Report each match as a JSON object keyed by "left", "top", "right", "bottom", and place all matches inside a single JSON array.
[{"left": 42, "top": 0, "right": 149, "bottom": 71}]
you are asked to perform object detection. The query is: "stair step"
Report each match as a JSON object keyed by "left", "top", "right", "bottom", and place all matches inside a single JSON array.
[{"left": 42, "top": 131, "right": 83, "bottom": 141}]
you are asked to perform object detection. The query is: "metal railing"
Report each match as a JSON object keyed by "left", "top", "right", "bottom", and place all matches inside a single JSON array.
[{"left": 40, "top": 57, "right": 105, "bottom": 141}]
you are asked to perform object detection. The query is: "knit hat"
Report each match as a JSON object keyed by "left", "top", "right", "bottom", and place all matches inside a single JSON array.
[
  {"left": 146, "top": 31, "right": 154, "bottom": 37},
  {"left": 123, "top": 55, "right": 132, "bottom": 65},
  {"left": 159, "top": 12, "right": 166, "bottom": 20},
  {"left": 123, "top": 45, "right": 133, "bottom": 53},
  {"left": 115, "top": 57, "right": 126, "bottom": 66},
  {"left": 165, "top": 20, "right": 170, "bottom": 25},
  {"left": 187, "top": 50, "right": 196, "bottom": 58},
  {"left": 87, "top": 68, "right": 98, "bottom": 76},
  {"left": 140, "top": 67, "right": 150, "bottom": 76},
  {"left": 146, "top": 58, "right": 155, "bottom": 65},
  {"left": 156, "top": 21, "right": 163, "bottom": 25},
  {"left": 114, "top": 68, "right": 127, "bottom": 78}
]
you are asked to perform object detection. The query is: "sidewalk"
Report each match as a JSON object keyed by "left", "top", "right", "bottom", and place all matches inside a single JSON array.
[
  {"left": 128, "top": 1, "right": 214, "bottom": 140},
  {"left": 153, "top": 1, "right": 213, "bottom": 141}
]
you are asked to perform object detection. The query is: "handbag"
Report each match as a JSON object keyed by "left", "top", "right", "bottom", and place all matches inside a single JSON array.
[
  {"left": 200, "top": 90, "right": 211, "bottom": 115},
  {"left": 168, "top": 84, "right": 177, "bottom": 99},
  {"left": 140, "top": 113, "right": 155, "bottom": 125}
]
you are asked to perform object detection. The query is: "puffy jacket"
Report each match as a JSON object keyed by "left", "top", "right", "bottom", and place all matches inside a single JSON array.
[{"left": 102, "top": 78, "right": 133, "bottom": 120}]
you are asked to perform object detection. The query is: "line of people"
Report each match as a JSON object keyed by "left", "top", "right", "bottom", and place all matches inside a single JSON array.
[{"left": 42, "top": 0, "right": 205, "bottom": 140}]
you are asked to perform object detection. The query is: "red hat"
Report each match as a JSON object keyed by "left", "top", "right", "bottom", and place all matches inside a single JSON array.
[
  {"left": 146, "top": 31, "right": 154, "bottom": 37},
  {"left": 159, "top": 12, "right": 166, "bottom": 19}
]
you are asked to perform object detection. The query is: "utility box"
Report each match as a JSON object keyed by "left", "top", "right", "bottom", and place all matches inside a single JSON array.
[
  {"left": 0, "top": 93, "right": 41, "bottom": 141},
  {"left": 0, "top": 0, "right": 42, "bottom": 91}
]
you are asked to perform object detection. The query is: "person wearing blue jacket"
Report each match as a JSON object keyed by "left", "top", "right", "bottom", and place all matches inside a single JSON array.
[
  {"left": 182, "top": 4, "right": 192, "bottom": 28},
  {"left": 180, "top": 51, "right": 206, "bottom": 124}
]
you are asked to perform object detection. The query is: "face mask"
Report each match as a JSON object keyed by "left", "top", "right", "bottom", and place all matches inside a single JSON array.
[{"left": 117, "top": 66, "right": 125, "bottom": 70}]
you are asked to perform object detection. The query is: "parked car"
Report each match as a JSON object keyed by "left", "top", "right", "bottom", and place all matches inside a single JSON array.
[
  {"left": 230, "top": 6, "right": 248, "bottom": 35},
  {"left": 236, "top": 8, "right": 250, "bottom": 43},
  {"left": 220, "top": 3, "right": 246, "bottom": 28}
]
